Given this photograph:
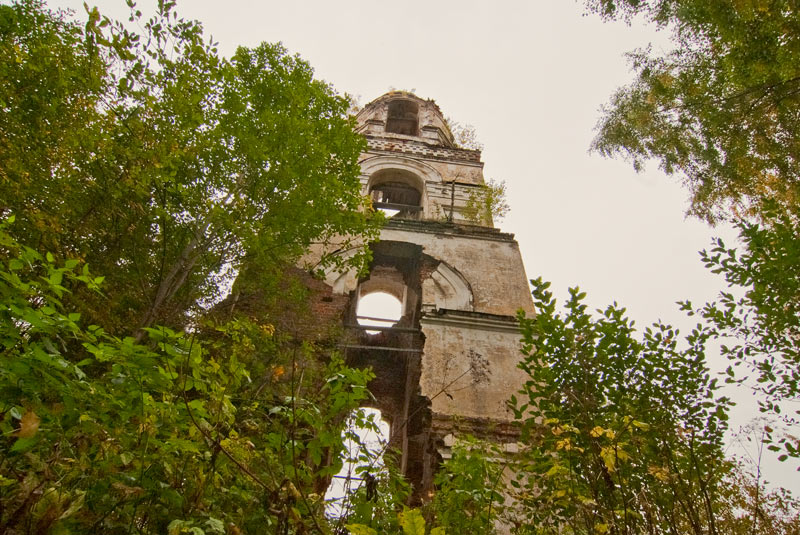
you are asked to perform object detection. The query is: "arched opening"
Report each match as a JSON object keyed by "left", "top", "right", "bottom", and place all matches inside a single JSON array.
[
  {"left": 369, "top": 169, "right": 424, "bottom": 220},
  {"left": 385, "top": 99, "right": 419, "bottom": 135},
  {"left": 338, "top": 240, "right": 432, "bottom": 505},
  {"left": 356, "top": 291, "right": 403, "bottom": 334},
  {"left": 325, "top": 407, "right": 391, "bottom": 517},
  {"left": 370, "top": 182, "right": 422, "bottom": 218}
]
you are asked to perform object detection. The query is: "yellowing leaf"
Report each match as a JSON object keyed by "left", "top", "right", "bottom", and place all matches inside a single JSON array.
[
  {"left": 648, "top": 465, "right": 670, "bottom": 482},
  {"left": 272, "top": 365, "right": 285, "bottom": 380},
  {"left": 111, "top": 482, "right": 144, "bottom": 497},
  {"left": 600, "top": 446, "right": 616, "bottom": 472},
  {"left": 16, "top": 410, "right": 40, "bottom": 438},
  {"left": 260, "top": 323, "right": 275, "bottom": 336}
]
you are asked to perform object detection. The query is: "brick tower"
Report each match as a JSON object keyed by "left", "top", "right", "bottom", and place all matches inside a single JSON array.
[{"left": 320, "top": 91, "right": 533, "bottom": 501}]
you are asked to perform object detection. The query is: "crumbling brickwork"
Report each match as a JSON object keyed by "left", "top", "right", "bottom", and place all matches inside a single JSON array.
[{"left": 312, "top": 91, "right": 536, "bottom": 504}]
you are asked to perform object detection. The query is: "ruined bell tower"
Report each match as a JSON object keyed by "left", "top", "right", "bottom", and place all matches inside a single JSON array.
[{"left": 322, "top": 91, "right": 533, "bottom": 500}]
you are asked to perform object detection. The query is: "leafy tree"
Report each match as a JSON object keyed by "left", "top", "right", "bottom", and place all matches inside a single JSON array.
[
  {"left": 586, "top": 0, "right": 800, "bottom": 484},
  {"left": 0, "top": 221, "right": 378, "bottom": 533},
  {"left": 429, "top": 437, "right": 506, "bottom": 534},
  {"left": 716, "top": 461, "right": 800, "bottom": 534},
  {"left": 333, "top": 458, "right": 410, "bottom": 535},
  {"left": 587, "top": 0, "right": 800, "bottom": 223},
  {"left": 0, "top": 1, "right": 386, "bottom": 533},
  {"left": 338, "top": 437, "right": 505, "bottom": 535},
  {"left": 0, "top": 0, "right": 378, "bottom": 336},
  {"left": 509, "top": 278, "right": 731, "bottom": 535},
  {"left": 687, "top": 203, "right": 800, "bottom": 462}
]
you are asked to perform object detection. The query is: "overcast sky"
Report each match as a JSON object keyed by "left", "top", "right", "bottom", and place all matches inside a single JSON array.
[{"left": 48, "top": 0, "right": 795, "bottom": 492}]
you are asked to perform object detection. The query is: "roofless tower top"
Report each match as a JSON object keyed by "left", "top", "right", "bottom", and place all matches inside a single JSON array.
[{"left": 355, "top": 91, "right": 457, "bottom": 148}]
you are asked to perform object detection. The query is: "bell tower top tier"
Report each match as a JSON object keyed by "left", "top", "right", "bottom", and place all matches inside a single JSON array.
[
  {"left": 355, "top": 91, "right": 458, "bottom": 149},
  {"left": 354, "top": 92, "right": 489, "bottom": 225}
]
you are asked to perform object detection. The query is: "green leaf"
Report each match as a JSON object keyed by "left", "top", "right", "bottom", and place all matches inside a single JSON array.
[
  {"left": 398, "top": 508, "right": 426, "bottom": 535},
  {"left": 58, "top": 490, "right": 86, "bottom": 520},
  {"left": 345, "top": 525, "right": 378, "bottom": 535},
  {"left": 204, "top": 518, "right": 225, "bottom": 534},
  {"left": 10, "top": 437, "right": 38, "bottom": 454}
]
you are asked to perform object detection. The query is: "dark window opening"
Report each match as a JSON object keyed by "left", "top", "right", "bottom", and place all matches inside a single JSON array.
[
  {"left": 370, "top": 182, "right": 422, "bottom": 219},
  {"left": 385, "top": 100, "right": 419, "bottom": 136}
]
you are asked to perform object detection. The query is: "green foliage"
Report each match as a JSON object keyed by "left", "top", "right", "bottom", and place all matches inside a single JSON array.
[
  {"left": 0, "top": 224, "right": 376, "bottom": 533},
  {"left": 430, "top": 437, "right": 506, "bottom": 534},
  {"left": 345, "top": 524, "right": 378, "bottom": 535},
  {"left": 686, "top": 204, "right": 800, "bottom": 462},
  {"left": 509, "top": 278, "right": 731, "bottom": 534},
  {"left": 444, "top": 117, "right": 484, "bottom": 151},
  {"left": 587, "top": 0, "right": 800, "bottom": 222},
  {"left": 341, "top": 436, "right": 505, "bottom": 535},
  {"left": 461, "top": 179, "right": 509, "bottom": 226},
  {"left": 347, "top": 507, "right": 445, "bottom": 535},
  {"left": 341, "top": 437, "right": 505, "bottom": 535},
  {"left": 715, "top": 461, "right": 800, "bottom": 534},
  {"left": 585, "top": 0, "right": 800, "bottom": 480},
  {"left": 0, "top": 0, "right": 378, "bottom": 335},
  {"left": 0, "top": 1, "right": 383, "bottom": 532},
  {"left": 398, "top": 508, "right": 427, "bottom": 535},
  {"left": 334, "top": 450, "right": 410, "bottom": 535}
]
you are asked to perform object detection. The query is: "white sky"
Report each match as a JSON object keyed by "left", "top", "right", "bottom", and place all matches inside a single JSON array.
[
  {"left": 324, "top": 407, "right": 390, "bottom": 516},
  {"left": 49, "top": 0, "right": 796, "bottom": 493}
]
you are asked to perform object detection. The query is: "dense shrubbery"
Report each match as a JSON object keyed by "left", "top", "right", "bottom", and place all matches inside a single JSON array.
[
  {"left": 2, "top": 1, "right": 799, "bottom": 533},
  {"left": 0, "top": 1, "right": 379, "bottom": 532}
]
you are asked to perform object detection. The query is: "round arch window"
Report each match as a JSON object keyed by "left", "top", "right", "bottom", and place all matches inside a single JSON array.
[{"left": 356, "top": 291, "right": 402, "bottom": 334}]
